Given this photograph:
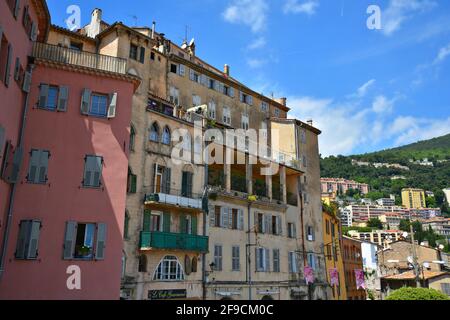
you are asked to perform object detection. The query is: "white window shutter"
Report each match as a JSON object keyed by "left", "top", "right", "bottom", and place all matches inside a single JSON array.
[
  {"left": 264, "top": 248, "right": 270, "bottom": 272},
  {"left": 30, "top": 22, "right": 38, "bottom": 41},
  {"left": 22, "top": 71, "right": 32, "bottom": 93},
  {"left": 229, "top": 87, "right": 234, "bottom": 97},
  {"left": 107, "top": 92, "right": 117, "bottom": 118},
  {"left": 95, "top": 223, "right": 107, "bottom": 260},
  {"left": 63, "top": 221, "right": 77, "bottom": 260},
  {"left": 38, "top": 84, "right": 49, "bottom": 109}
]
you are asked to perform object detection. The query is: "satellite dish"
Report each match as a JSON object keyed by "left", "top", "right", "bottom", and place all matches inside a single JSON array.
[
  {"left": 423, "top": 262, "right": 430, "bottom": 269},
  {"left": 438, "top": 244, "right": 445, "bottom": 250},
  {"left": 189, "top": 38, "right": 195, "bottom": 46},
  {"left": 407, "top": 256, "right": 414, "bottom": 264},
  {"left": 420, "top": 242, "right": 425, "bottom": 246},
  {"left": 402, "top": 232, "right": 408, "bottom": 238}
]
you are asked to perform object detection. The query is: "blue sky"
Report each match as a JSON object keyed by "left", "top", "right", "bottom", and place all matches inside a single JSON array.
[{"left": 47, "top": 0, "right": 450, "bottom": 156}]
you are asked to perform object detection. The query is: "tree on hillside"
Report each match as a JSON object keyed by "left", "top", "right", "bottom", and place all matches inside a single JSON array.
[
  {"left": 386, "top": 287, "right": 449, "bottom": 300},
  {"left": 399, "top": 219, "right": 410, "bottom": 232},
  {"left": 367, "top": 218, "right": 383, "bottom": 230},
  {"left": 426, "top": 196, "right": 437, "bottom": 208}
]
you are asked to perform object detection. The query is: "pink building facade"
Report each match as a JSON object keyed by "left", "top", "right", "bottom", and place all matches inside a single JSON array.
[
  {"left": 321, "top": 178, "right": 369, "bottom": 196},
  {"left": 0, "top": 1, "right": 139, "bottom": 299}
]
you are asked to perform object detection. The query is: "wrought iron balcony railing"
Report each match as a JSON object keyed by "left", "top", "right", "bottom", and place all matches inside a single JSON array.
[{"left": 32, "top": 42, "right": 127, "bottom": 74}]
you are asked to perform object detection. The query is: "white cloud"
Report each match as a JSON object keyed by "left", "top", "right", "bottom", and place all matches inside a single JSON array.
[
  {"left": 356, "top": 79, "right": 376, "bottom": 97},
  {"left": 286, "top": 95, "right": 448, "bottom": 156},
  {"left": 433, "top": 43, "right": 450, "bottom": 65},
  {"left": 382, "top": 0, "right": 437, "bottom": 36},
  {"left": 283, "top": 0, "right": 319, "bottom": 15},
  {"left": 247, "top": 58, "right": 267, "bottom": 68},
  {"left": 372, "top": 95, "right": 395, "bottom": 113},
  {"left": 247, "top": 37, "right": 266, "bottom": 50},
  {"left": 223, "top": 0, "right": 268, "bottom": 33}
]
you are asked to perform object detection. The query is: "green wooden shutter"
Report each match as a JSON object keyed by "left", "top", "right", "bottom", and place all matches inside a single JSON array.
[
  {"left": 143, "top": 209, "right": 151, "bottom": 232},
  {"left": 63, "top": 221, "right": 77, "bottom": 260},
  {"left": 57, "top": 86, "right": 69, "bottom": 112},
  {"left": 163, "top": 212, "right": 171, "bottom": 233},
  {"left": 180, "top": 214, "right": 186, "bottom": 234},
  {"left": 139, "top": 47, "right": 145, "bottom": 63},
  {"left": 107, "top": 92, "right": 117, "bottom": 118},
  {"left": 80, "top": 88, "right": 91, "bottom": 115},
  {"left": 95, "top": 223, "right": 107, "bottom": 260},
  {"left": 191, "top": 216, "right": 198, "bottom": 235},
  {"left": 15, "top": 220, "right": 29, "bottom": 259},
  {"left": 38, "top": 84, "right": 49, "bottom": 109},
  {"left": 181, "top": 171, "right": 187, "bottom": 196},
  {"left": 124, "top": 213, "right": 129, "bottom": 239},
  {"left": 130, "top": 174, "right": 137, "bottom": 193},
  {"left": 27, "top": 220, "right": 41, "bottom": 259},
  {"left": 4, "top": 44, "right": 12, "bottom": 87}
]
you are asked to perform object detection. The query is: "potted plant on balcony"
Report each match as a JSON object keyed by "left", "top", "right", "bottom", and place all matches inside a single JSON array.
[{"left": 75, "top": 245, "right": 92, "bottom": 258}]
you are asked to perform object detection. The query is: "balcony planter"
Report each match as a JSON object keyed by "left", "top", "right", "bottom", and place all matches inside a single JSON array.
[
  {"left": 208, "top": 192, "right": 218, "bottom": 201},
  {"left": 248, "top": 195, "right": 258, "bottom": 202}
]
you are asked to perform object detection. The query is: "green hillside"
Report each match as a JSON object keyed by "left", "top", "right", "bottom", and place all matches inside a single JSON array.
[{"left": 320, "top": 133, "right": 450, "bottom": 214}]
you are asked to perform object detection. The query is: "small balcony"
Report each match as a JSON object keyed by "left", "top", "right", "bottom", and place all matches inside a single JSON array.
[
  {"left": 143, "top": 186, "right": 202, "bottom": 210},
  {"left": 32, "top": 42, "right": 127, "bottom": 74},
  {"left": 139, "top": 231, "right": 209, "bottom": 252}
]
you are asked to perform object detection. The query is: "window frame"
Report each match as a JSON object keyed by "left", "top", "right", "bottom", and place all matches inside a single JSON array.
[
  {"left": 153, "top": 255, "right": 185, "bottom": 281},
  {"left": 88, "top": 93, "right": 109, "bottom": 118}
]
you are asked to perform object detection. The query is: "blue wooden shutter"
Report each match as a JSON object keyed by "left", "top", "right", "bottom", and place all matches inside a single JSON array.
[
  {"left": 4, "top": 44, "right": 12, "bottom": 87},
  {"left": 107, "top": 92, "right": 117, "bottom": 118},
  {"left": 93, "top": 156, "right": 102, "bottom": 187},
  {"left": 38, "top": 84, "right": 49, "bottom": 108},
  {"left": 238, "top": 209, "right": 244, "bottom": 230},
  {"left": 178, "top": 64, "right": 185, "bottom": 76},
  {"left": 63, "top": 221, "right": 77, "bottom": 260},
  {"left": 83, "top": 156, "right": 93, "bottom": 186},
  {"left": 95, "top": 223, "right": 107, "bottom": 260},
  {"left": 264, "top": 248, "right": 270, "bottom": 272},
  {"left": 22, "top": 71, "right": 31, "bottom": 93},
  {"left": 57, "top": 86, "right": 69, "bottom": 112},
  {"left": 27, "top": 220, "right": 41, "bottom": 259},
  {"left": 255, "top": 248, "right": 261, "bottom": 272},
  {"left": 209, "top": 205, "right": 216, "bottom": 227},
  {"left": 80, "top": 89, "right": 91, "bottom": 115}
]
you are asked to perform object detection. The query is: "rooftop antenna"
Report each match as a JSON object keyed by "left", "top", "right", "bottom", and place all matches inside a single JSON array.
[
  {"left": 131, "top": 15, "right": 138, "bottom": 26},
  {"left": 341, "top": 0, "right": 345, "bottom": 17}
]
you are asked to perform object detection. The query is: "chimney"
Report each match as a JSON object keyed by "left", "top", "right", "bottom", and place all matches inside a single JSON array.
[
  {"left": 151, "top": 21, "right": 156, "bottom": 39},
  {"left": 87, "top": 8, "right": 102, "bottom": 38},
  {"left": 276, "top": 97, "right": 287, "bottom": 106},
  {"left": 224, "top": 64, "right": 230, "bottom": 76},
  {"left": 307, "top": 119, "right": 313, "bottom": 126}
]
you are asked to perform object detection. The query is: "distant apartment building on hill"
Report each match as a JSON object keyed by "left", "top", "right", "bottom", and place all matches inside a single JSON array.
[
  {"left": 401, "top": 188, "right": 426, "bottom": 209},
  {"left": 321, "top": 178, "right": 369, "bottom": 196}
]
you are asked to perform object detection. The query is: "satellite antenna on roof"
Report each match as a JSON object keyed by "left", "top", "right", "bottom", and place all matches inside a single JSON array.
[{"left": 130, "top": 15, "right": 138, "bottom": 26}]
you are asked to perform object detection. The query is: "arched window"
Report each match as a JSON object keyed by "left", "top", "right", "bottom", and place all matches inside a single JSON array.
[
  {"left": 138, "top": 254, "right": 147, "bottom": 273},
  {"left": 162, "top": 126, "right": 171, "bottom": 145},
  {"left": 153, "top": 256, "right": 184, "bottom": 281},
  {"left": 208, "top": 100, "right": 216, "bottom": 119},
  {"left": 149, "top": 122, "right": 159, "bottom": 142},
  {"left": 191, "top": 256, "right": 198, "bottom": 273},
  {"left": 129, "top": 124, "right": 136, "bottom": 151}
]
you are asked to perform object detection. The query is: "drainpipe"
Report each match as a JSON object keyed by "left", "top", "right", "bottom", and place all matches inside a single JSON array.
[
  {"left": 0, "top": 62, "right": 35, "bottom": 280},
  {"left": 202, "top": 126, "right": 208, "bottom": 300},
  {"left": 247, "top": 201, "right": 252, "bottom": 300}
]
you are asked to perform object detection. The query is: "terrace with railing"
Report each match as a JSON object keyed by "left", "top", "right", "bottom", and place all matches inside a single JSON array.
[
  {"left": 143, "top": 185, "right": 203, "bottom": 210},
  {"left": 32, "top": 42, "right": 128, "bottom": 74}
]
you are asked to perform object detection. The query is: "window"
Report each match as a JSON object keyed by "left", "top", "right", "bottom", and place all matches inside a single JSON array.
[
  {"left": 222, "top": 106, "right": 231, "bottom": 125},
  {"left": 150, "top": 52, "right": 155, "bottom": 60},
  {"left": 150, "top": 212, "right": 162, "bottom": 232},
  {"left": 301, "top": 130, "right": 306, "bottom": 144},
  {"left": 7, "top": 0, "right": 21, "bottom": 18},
  {"left": 70, "top": 41, "right": 83, "bottom": 51},
  {"left": 214, "top": 206, "right": 221, "bottom": 228},
  {"left": 83, "top": 155, "right": 103, "bottom": 188},
  {"left": 209, "top": 78, "right": 215, "bottom": 90},
  {"left": 257, "top": 213, "right": 264, "bottom": 233},
  {"left": 331, "top": 223, "right": 335, "bottom": 237},
  {"left": 232, "top": 246, "right": 240, "bottom": 271},
  {"left": 124, "top": 212, "right": 130, "bottom": 239},
  {"left": 154, "top": 256, "right": 184, "bottom": 281},
  {"left": 127, "top": 168, "right": 137, "bottom": 193},
  {"left": 15, "top": 220, "right": 41, "bottom": 260},
  {"left": 181, "top": 171, "right": 193, "bottom": 198},
  {"left": 129, "top": 125, "right": 136, "bottom": 151},
  {"left": 89, "top": 94, "right": 108, "bottom": 117},
  {"left": 271, "top": 216, "right": 282, "bottom": 235},
  {"left": 256, "top": 247, "right": 269, "bottom": 272},
  {"left": 162, "top": 126, "right": 171, "bottom": 145},
  {"left": 208, "top": 101, "right": 216, "bottom": 119},
  {"left": 288, "top": 223, "right": 296, "bottom": 239},
  {"left": 169, "top": 86, "right": 179, "bottom": 106},
  {"left": 214, "top": 245, "right": 223, "bottom": 271},
  {"left": 152, "top": 164, "right": 171, "bottom": 194},
  {"left": 192, "top": 94, "right": 201, "bottom": 106},
  {"left": 241, "top": 114, "right": 249, "bottom": 130},
  {"left": 326, "top": 220, "right": 330, "bottom": 235},
  {"left": 288, "top": 252, "right": 297, "bottom": 273},
  {"left": 232, "top": 209, "right": 238, "bottom": 230},
  {"left": 37, "top": 84, "right": 68, "bottom": 112},
  {"left": 63, "top": 221, "right": 106, "bottom": 260},
  {"left": 261, "top": 101, "right": 269, "bottom": 112},
  {"left": 27, "top": 149, "right": 49, "bottom": 184},
  {"left": 303, "top": 155, "right": 308, "bottom": 167},
  {"left": 273, "top": 249, "right": 280, "bottom": 272},
  {"left": 306, "top": 226, "right": 315, "bottom": 241},
  {"left": 239, "top": 92, "right": 253, "bottom": 105},
  {"left": 307, "top": 253, "right": 316, "bottom": 270},
  {"left": 189, "top": 69, "right": 201, "bottom": 83},
  {"left": 129, "top": 44, "right": 138, "bottom": 60},
  {"left": 138, "top": 254, "right": 147, "bottom": 272},
  {"left": 274, "top": 108, "right": 280, "bottom": 117},
  {"left": 149, "top": 122, "right": 159, "bottom": 142},
  {"left": 0, "top": 34, "right": 12, "bottom": 87},
  {"left": 441, "top": 283, "right": 450, "bottom": 296}
]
